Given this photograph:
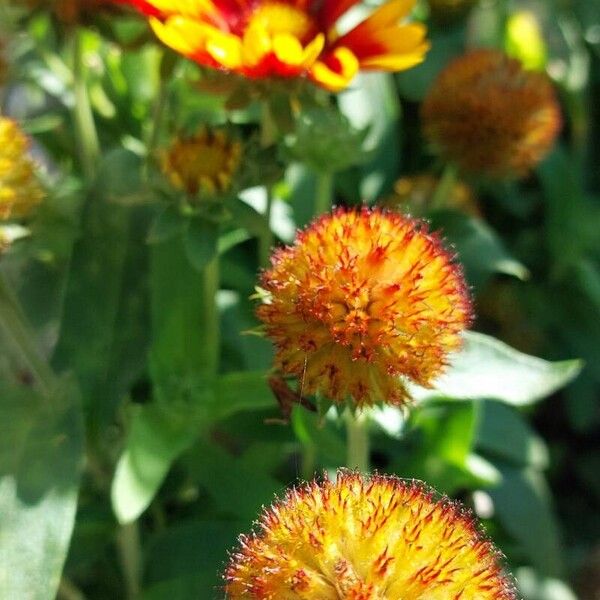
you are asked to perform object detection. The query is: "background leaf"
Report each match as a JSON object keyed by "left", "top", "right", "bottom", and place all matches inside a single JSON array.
[
  {"left": 0, "top": 378, "right": 83, "bottom": 600},
  {"left": 411, "top": 332, "right": 582, "bottom": 405}
]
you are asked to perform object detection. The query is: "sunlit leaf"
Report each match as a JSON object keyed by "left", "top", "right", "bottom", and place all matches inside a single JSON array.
[{"left": 411, "top": 331, "right": 582, "bottom": 405}]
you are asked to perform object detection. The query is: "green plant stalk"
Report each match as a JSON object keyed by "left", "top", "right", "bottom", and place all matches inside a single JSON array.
[
  {"left": 258, "top": 187, "right": 274, "bottom": 268},
  {"left": 198, "top": 254, "right": 220, "bottom": 377},
  {"left": 430, "top": 163, "right": 458, "bottom": 211},
  {"left": 72, "top": 28, "right": 100, "bottom": 180},
  {"left": 314, "top": 171, "right": 334, "bottom": 215},
  {"left": 116, "top": 522, "right": 142, "bottom": 600},
  {"left": 0, "top": 273, "right": 56, "bottom": 397},
  {"left": 346, "top": 411, "right": 369, "bottom": 472}
]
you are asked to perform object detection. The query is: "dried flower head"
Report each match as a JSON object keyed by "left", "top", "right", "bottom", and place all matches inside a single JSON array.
[
  {"left": 421, "top": 49, "right": 561, "bottom": 179},
  {"left": 116, "top": 0, "right": 429, "bottom": 92},
  {"left": 160, "top": 128, "right": 242, "bottom": 199},
  {"left": 225, "top": 470, "right": 517, "bottom": 599},
  {"left": 257, "top": 208, "right": 472, "bottom": 407},
  {"left": 0, "top": 117, "right": 45, "bottom": 221},
  {"left": 382, "top": 174, "right": 480, "bottom": 217}
]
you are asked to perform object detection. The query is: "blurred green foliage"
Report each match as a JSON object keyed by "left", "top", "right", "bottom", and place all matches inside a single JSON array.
[{"left": 0, "top": 0, "right": 599, "bottom": 599}]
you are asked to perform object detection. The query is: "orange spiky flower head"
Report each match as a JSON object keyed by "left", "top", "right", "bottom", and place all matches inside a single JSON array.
[
  {"left": 421, "top": 49, "right": 561, "bottom": 179},
  {"left": 257, "top": 208, "right": 472, "bottom": 407},
  {"left": 225, "top": 470, "right": 517, "bottom": 599},
  {"left": 0, "top": 117, "right": 45, "bottom": 221},
  {"left": 114, "top": 0, "right": 430, "bottom": 91},
  {"left": 160, "top": 127, "right": 242, "bottom": 200}
]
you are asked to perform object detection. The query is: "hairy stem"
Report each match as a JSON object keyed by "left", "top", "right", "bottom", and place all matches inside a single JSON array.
[
  {"left": 314, "top": 171, "right": 334, "bottom": 215},
  {"left": 116, "top": 522, "right": 142, "bottom": 600},
  {"left": 346, "top": 411, "right": 369, "bottom": 472}
]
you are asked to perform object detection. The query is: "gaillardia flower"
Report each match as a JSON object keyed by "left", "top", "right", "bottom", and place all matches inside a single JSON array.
[
  {"left": 225, "top": 471, "right": 517, "bottom": 599},
  {"left": 116, "top": 0, "right": 430, "bottom": 91},
  {"left": 421, "top": 49, "right": 561, "bottom": 179},
  {"left": 160, "top": 127, "right": 242, "bottom": 199},
  {"left": 0, "top": 117, "right": 45, "bottom": 221},
  {"left": 257, "top": 208, "right": 471, "bottom": 407}
]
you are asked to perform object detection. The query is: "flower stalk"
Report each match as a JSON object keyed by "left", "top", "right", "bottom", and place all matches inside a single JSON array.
[
  {"left": 71, "top": 28, "right": 99, "bottom": 180},
  {"left": 314, "top": 171, "right": 334, "bottom": 215},
  {"left": 346, "top": 410, "right": 369, "bottom": 472}
]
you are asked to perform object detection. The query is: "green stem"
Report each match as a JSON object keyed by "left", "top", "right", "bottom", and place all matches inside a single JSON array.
[
  {"left": 72, "top": 28, "right": 100, "bottom": 181},
  {"left": 258, "top": 187, "right": 274, "bottom": 268},
  {"left": 314, "top": 171, "right": 334, "bottom": 215},
  {"left": 116, "top": 522, "right": 142, "bottom": 600},
  {"left": 346, "top": 411, "right": 369, "bottom": 472},
  {"left": 198, "top": 254, "right": 220, "bottom": 377},
  {"left": 0, "top": 273, "right": 56, "bottom": 396},
  {"left": 146, "top": 69, "right": 169, "bottom": 164},
  {"left": 430, "top": 163, "right": 458, "bottom": 211}
]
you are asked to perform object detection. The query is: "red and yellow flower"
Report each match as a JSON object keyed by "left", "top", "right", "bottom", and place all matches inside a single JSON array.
[
  {"left": 257, "top": 208, "right": 472, "bottom": 407},
  {"left": 421, "top": 49, "right": 561, "bottom": 178},
  {"left": 115, "top": 0, "right": 430, "bottom": 91},
  {"left": 225, "top": 470, "right": 517, "bottom": 599}
]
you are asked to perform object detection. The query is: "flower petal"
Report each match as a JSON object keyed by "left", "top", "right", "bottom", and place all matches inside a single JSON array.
[
  {"left": 310, "top": 46, "right": 359, "bottom": 91},
  {"left": 150, "top": 16, "right": 210, "bottom": 55},
  {"left": 242, "top": 23, "right": 272, "bottom": 66},
  {"left": 336, "top": 0, "right": 418, "bottom": 50},
  {"left": 302, "top": 33, "right": 326, "bottom": 66},
  {"left": 206, "top": 31, "right": 244, "bottom": 69},
  {"left": 272, "top": 32, "right": 305, "bottom": 66}
]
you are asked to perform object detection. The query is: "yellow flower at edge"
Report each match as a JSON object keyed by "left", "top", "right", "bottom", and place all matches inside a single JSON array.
[
  {"left": 225, "top": 470, "right": 517, "bottom": 599},
  {"left": 0, "top": 117, "right": 45, "bottom": 221},
  {"left": 257, "top": 208, "right": 472, "bottom": 407},
  {"left": 115, "top": 0, "right": 430, "bottom": 92},
  {"left": 160, "top": 127, "right": 242, "bottom": 199},
  {"left": 421, "top": 49, "right": 561, "bottom": 179}
]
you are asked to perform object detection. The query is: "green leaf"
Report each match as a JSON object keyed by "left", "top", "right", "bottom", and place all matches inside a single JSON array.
[
  {"left": 516, "top": 568, "right": 578, "bottom": 600},
  {"left": 183, "top": 218, "right": 219, "bottom": 272},
  {"left": 490, "top": 465, "right": 564, "bottom": 577},
  {"left": 477, "top": 400, "right": 549, "bottom": 469},
  {"left": 429, "top": 210, "right": 529, "bottom": 288},
  {"left": 390, "top": 401, "right": 481, "bottom": 494},
  {"left": 112, "top": 371, "right": 273, "bottom": 524},
  {"left": 142, "top": 520, "right": 243, "bottom": 598},
  {"left": 212, "top": 370, "right": 275, "bottom": 422},
  {"left": 0, "top": 378, "right": 83, "bottom": 600},
  {"left": 186, "top": 438, "right": 282, "bottom": 520},
  {"left": 411, "top": 331, "right": 583, "bottom": 405},
  {"left": 111, "top": 399, "right": 211, "bottom": 524},
  {"left": 147, "top": 205, "right": 185, "bottom": 245},
  {"left": 53, "top": 152, "right": 150, "bottom": 426}
]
